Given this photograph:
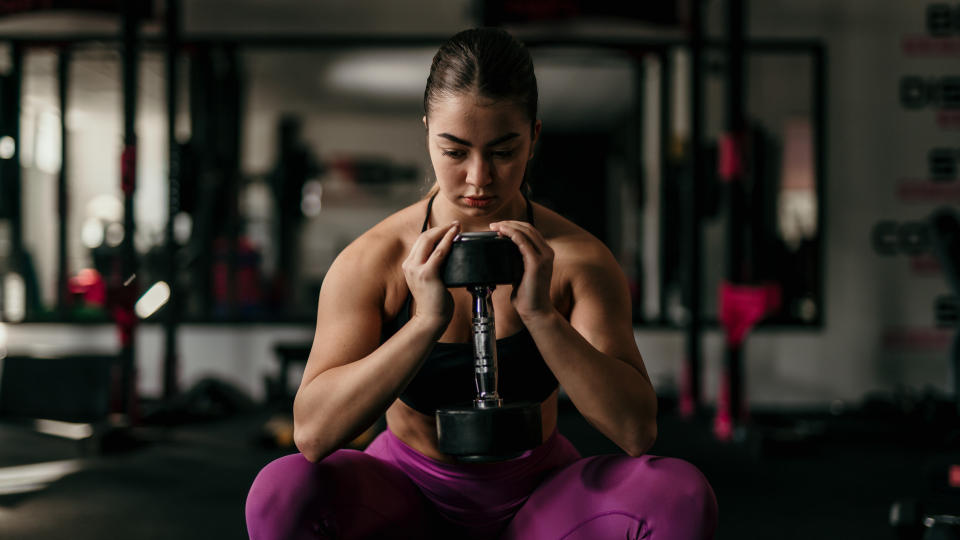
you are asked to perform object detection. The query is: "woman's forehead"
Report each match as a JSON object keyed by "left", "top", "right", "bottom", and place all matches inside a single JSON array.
[
  {"left": 428, "top": 94, "right": 528, "bottom": 130},
  {"left": 427, "top": 100, "right": 529, "bottom": 146}
]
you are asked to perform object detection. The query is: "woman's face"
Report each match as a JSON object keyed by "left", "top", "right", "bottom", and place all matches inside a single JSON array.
[{"left": 425, "top": 93, "right": 541, "bottom": 219}]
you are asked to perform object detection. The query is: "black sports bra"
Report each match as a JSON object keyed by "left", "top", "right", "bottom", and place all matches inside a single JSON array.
[{"left": 382, "top": 195, "right": 559, "bottom": 416}]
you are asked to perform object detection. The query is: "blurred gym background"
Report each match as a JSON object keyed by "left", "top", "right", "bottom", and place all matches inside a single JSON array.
[{"left": 0, "top": 0, "right": 957, "bottom": 538}]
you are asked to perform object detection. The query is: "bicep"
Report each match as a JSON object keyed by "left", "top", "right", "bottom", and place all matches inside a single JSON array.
[
  {"left": 300, "top": 254, "right": 387, "bottom": 388},
  {"left": 567, "top": 253, "right": 650, "bottom": 380}
]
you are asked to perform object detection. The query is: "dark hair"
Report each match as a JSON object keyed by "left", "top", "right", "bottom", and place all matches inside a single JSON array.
[{"left": 423, "top": 27, "right": 538, "bottom": 133}]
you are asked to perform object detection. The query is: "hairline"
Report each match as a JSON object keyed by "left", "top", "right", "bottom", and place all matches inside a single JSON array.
[{"left": 424, "top": 90, "right": 538, "bottom": 132}]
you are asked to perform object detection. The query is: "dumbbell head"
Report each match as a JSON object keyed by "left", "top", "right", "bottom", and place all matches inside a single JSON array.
[
  {"left": 442, "top": 232, "right": 523, "bottom": 288},
  {"left": 436, "top": 401, "right": 543, "bottom": 462}
]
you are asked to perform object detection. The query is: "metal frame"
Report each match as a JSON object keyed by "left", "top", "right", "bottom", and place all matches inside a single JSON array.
[{"left": 0, "top": 32, "right": 826, "bottom": 333}]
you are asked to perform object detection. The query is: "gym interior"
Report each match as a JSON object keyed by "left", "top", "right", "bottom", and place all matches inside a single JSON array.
[{"left": 0, "top": 1, "right": 957, "bottom": 538}]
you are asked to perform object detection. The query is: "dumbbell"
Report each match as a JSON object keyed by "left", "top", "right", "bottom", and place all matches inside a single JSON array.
[
  {"left": 890, "top": 498, "right": 925, "bottom": 540},
  {"left": 436, "top": 231, "right": 543, "bottom": 462},
  {"left": 924, "top": 515, "right": 960, "bottom": 540}
]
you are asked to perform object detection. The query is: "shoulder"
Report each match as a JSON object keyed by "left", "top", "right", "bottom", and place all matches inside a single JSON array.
[
  {"left": 322, "top": 198, "right": 428, "bottom": 311},
  {"left": 531, "top": 202, "right": 633, "bottom": 323},
  {"left": 335, "top": 201, "right": 423, "bottom": 268},
  {"left": 532, "top": 202, "right": 619, "bottom": 274}
]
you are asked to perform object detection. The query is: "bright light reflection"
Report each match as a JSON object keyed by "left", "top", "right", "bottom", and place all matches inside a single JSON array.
[
  {"left": 301, "top": 181, "right": 323, "bottom": 217},
  {"left": 105, "top": 222, "right": 124, "bottom": 247},
  {"left": 81, "top": 218, "right": 105, "bottom": 249},
  {"left": 33, "top": 419, "right": 94, "bottom": 440},
  {"left": 0, "top": 459, "right": 84, "bottom": 496},
  {"left": 135, "top": 281, "right": 171, "bottom": 319},
  {"left": 0, "top": 136, "right": 14, "bottom": 159},
  {"left": 325, "top": 50, "right": 433, "bottom": 98},
  {"left": 173, "top": 212, "right": 193, "bottom": 245},
  {"left": 3, "top": 273, "right": 25, "bottom": 323}
]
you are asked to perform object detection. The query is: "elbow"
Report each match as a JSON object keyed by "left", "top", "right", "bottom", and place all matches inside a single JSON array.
[
  {"left": 293, "top": 423, "right": 328, "bottom": 463},
  {"left": 294, "top": 438, "right": 321, "bottom": 463},
  {"left": 293, "top": 421, "right": 319, "bottom": 462},
  {"left": 624, "top": 419, "right": 657, "bottom": 458},
  {"left": 292, "top": 401, "right": 331, "bottom": 463},
  {"left": 625, "top": 385, "right": 659, "bottom": 457}
]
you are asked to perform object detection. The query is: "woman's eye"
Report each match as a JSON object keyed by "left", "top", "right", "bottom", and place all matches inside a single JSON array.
[
  {"left": 442, "top": 150, "right": 465, "bottom": 158},
  {"left": 491, "top": 150, "right": 515, "bottom": 159}
]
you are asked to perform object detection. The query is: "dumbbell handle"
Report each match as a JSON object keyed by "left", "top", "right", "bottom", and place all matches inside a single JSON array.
[{"left": 470, "top": 285, "right": 502, "bottom": 408}]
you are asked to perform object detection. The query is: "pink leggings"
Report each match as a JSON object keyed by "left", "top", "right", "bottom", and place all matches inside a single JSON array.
[{"left": 246, "top": 429, "right": 717, "bottom": 539}]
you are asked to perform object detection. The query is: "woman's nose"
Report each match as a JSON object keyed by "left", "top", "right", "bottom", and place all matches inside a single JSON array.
[{"left": 466, "top": 155, "right": 492, "bottom": 187}]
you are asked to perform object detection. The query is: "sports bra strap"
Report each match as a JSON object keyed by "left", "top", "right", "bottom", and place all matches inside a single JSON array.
[{"left": 421, "top": 195, "right": 435, "bottom": 233}]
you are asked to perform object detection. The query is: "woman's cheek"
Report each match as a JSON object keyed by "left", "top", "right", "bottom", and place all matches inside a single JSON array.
[
  {"left": 503, "top": 161, "right": 525, "bottom": 181},
  {"left": 436, "top": 161, "right": 459, "bottom": 182}
]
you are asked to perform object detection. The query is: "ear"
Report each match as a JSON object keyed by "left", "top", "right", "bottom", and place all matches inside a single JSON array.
[
  {"left": 422, "top": 115, "right": 428, "bottom": 130},
  {"left": 529, "top": 119, "right": 542, "bottom": 160}
]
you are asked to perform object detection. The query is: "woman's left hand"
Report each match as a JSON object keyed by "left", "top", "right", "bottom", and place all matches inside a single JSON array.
[{"left": 489, "top": 220, "right": 556, "bottom": 322}]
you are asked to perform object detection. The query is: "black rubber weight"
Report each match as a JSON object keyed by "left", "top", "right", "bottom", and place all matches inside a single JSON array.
[
  {"left": 442, "top": 232, "right": 523, "bottom": 288},
  {"left": 436, "top": 401, "right": 542, "bottom": 461}
]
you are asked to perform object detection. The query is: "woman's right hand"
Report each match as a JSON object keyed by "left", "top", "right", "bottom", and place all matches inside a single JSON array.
[{"left": 402, "top": 221, "right": 460, "bottom": 330}]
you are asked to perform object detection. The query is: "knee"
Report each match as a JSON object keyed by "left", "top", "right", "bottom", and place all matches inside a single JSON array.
[
  {"left": 588, "top": 455, "right": 715, "bottom": 509},
  {"left": 246, "top": 450, "right": 427, "bottom": 540},
  {"left": 589, "top": 455, "right": 717, "bottom": 535},
  {"left": 247, "top": 452, "right": 366, "bottom": 540},
  {"left": 246, "top": 453, "right": 319, "bottom": 539},
  {"left": 647, "top": 457, "right": 718, "bottom": 535}
]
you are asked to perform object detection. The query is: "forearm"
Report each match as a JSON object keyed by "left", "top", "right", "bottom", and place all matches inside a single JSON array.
[
  {"left": 524, "top": 310, "right": 658, "bottom": 456},
  {"left": 293, "top": 315, "right": 445, "bottom": 461}
]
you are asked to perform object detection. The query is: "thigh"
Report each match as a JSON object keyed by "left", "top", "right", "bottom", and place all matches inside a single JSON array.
[
  {"left": 502, "top": 454, "right": 718, "bottom": 540},
  {"left": 246, "top": 450, "right": 434, "bottom": 540}
]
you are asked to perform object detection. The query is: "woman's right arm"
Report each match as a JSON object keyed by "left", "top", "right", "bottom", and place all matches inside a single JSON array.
[{"left": 293, "top": 222, "right": 460, "bottom": 462}]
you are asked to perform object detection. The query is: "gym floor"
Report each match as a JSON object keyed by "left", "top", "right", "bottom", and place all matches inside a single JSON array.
[{"left": 0, "top": 395, "right": 945, "bottom": 539}]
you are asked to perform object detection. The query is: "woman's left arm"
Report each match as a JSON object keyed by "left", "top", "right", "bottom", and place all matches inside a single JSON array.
[{"left": 490, "top": 220, "right": 657, "bottom": 457}]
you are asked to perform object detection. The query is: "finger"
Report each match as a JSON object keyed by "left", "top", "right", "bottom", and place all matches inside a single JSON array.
[
  {"left": 490, "top": 220, "right": 540, "bottom": 240},
  {"left": 423, "top": 221, "right": 461, "bottom": 272},
  {"left": 490, "top": 221, "right": 543, "bottom": 256},
  {"left": 493, "top": 220, "right": 551, "bottom": 254},
  {"left": 408, "top": 222, "right": 459, "bottom": 264},
  {"left": 492, "top": 222, "right": 539, "bottom": 255}
]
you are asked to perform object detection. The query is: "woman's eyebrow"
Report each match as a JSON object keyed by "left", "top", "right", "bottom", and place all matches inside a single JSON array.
[
  {"left": 437, "top": 132, "right": 521, "bottom": 147},
  {"left": 485, "top": 133, "right": 521, "bottom": 147}
]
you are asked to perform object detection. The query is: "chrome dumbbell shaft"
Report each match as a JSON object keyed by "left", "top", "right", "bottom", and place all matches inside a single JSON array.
[{"left": 469, "top": 285, "right": 502, "bottom": 408}]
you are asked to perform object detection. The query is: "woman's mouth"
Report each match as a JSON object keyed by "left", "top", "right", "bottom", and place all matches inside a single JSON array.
[{"left": 463, "top": 196, "right": 495, "bottom": 208}]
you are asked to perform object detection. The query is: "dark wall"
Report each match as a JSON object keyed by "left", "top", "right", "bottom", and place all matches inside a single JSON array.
[{"left": 528, "top": 133, "right": 610, "bottom": 245}]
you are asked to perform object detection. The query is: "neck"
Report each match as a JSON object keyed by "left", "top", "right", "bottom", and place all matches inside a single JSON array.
[{"left": 430, "top": 191, "right": 527, "bottom": 232}]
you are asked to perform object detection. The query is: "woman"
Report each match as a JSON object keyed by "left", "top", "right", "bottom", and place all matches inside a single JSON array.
[{"left": 246, "top": 27, "right": 717, "bottom": 539}]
